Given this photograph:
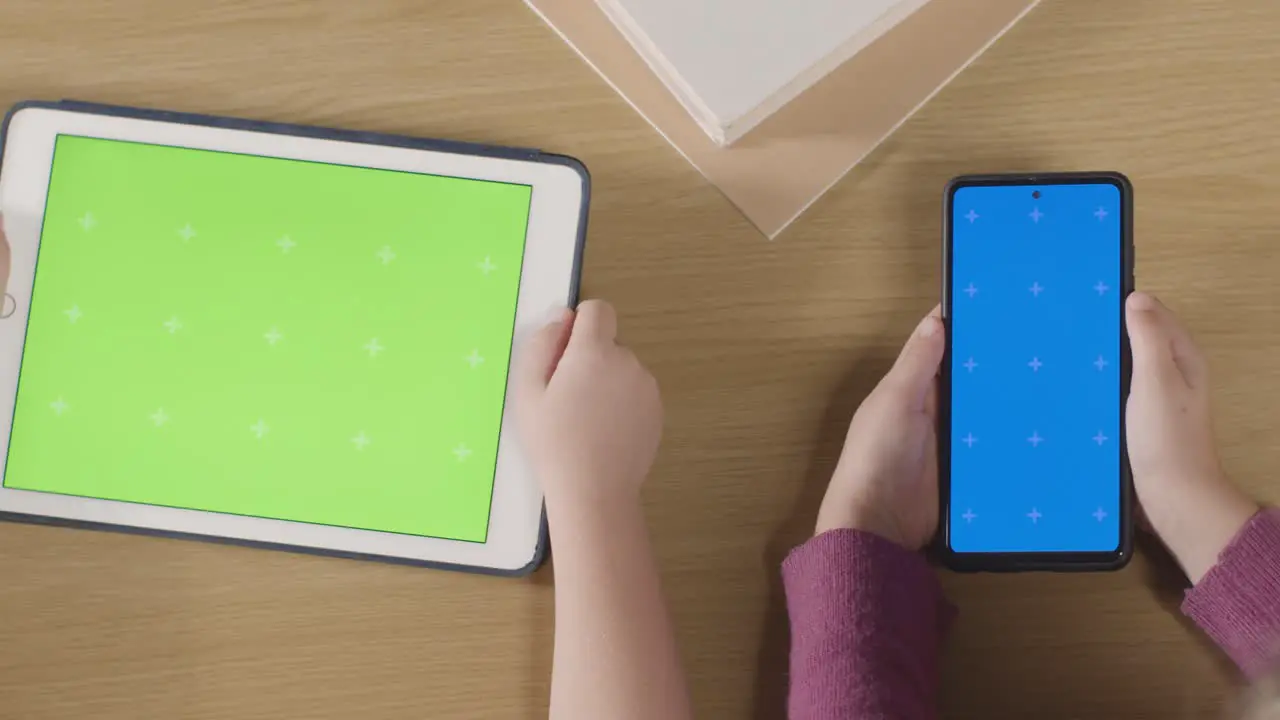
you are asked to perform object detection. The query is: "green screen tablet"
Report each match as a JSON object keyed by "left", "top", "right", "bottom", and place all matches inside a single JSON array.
[{"left": 0, "top": 105, "right": 586, "bottom": 571}]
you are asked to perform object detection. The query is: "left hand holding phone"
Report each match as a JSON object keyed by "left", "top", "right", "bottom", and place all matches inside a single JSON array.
[{"left": 816, "top": 307, "right": 946, "bottom": 550}]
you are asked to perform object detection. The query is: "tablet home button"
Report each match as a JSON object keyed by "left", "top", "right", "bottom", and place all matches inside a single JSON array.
[{"left": 1, "top": 294, "right": 15, "bottom": 319}]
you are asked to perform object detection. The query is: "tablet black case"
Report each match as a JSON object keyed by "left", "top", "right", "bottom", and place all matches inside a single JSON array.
[{"left": 0, "top": 99, "right": 590, "bottom": 577}]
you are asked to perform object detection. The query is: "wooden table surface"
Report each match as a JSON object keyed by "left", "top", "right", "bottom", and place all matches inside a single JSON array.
[{"left": 1, "top": 0, "right": 1278, "bottom": 717}]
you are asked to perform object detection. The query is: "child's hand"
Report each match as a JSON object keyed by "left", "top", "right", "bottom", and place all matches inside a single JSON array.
[
  {"left": 514, "top": 300, "right": 663, "bottom": 505},
  {"left": 816, "top": 308, "right": 945, "bottom": 549},
  {"left": 1126, "top": 292, "right": 1258, "bottom": 583}
]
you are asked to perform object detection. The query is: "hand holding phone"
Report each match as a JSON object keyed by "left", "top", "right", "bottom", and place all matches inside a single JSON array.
[
  {"left": 1125, "top": 292, "right": 1258, "bottom": 583},
  {"left": 816, "top": 308, "right": 945, "bottom": 549}
]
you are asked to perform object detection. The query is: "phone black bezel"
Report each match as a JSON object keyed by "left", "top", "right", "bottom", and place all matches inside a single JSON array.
[{"left": 939, "top": 171, "right": 1135, "bottom": 572}]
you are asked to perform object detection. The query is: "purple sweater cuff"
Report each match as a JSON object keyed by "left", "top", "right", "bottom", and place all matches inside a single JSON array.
[
  {"left": 1183, "top": 507, "right": 1280, "bottom": 678},
  {"left": 782, "top": 529, "right": 953, "bottom": 720}
]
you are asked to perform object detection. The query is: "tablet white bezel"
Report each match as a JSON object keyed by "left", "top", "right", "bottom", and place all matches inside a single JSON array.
[{"left": 0, "top": 106, "right": 583, "bottom": 572}]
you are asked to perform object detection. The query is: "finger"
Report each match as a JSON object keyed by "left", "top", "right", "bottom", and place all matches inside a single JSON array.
[
  {"left": 1126, "top": 293, "right": 1199, "bottom": 389},
  {"left": 924, "top": 376, "right": 939, "bottom": 420},
  {"left": 0, "top": 214, "right": 9, "bottom": 300},
  {"left": 887, "top": 311, "right": 946, "bottom": 410},
  {"left": 920, "top": 307, "right": 943, "bottom": 418},
  {"left": 1132, "top": 292, "right": 1208, "bottom": 389},
  {"left": 569, "top": 299, "right": 618, "bottom": 348},
  {"left": 514, "top": 308, "right": 575, "bottom": 399}
]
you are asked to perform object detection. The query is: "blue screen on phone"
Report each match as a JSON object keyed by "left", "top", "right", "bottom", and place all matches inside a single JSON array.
[{"left": 948, "top": 181, "right": 1123, "bottom": 553}]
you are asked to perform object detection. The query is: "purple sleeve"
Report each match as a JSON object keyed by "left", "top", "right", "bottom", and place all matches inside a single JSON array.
[
  {"left": 782, "top": 529, "right": 954, "bottom": 720},
  {"left": 1182, "top": 507, "right": 1280, "bottom": 679}
]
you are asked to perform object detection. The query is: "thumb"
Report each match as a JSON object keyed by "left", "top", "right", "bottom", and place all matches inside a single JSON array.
[
  {"left": 514, "top": 308, "right": 575, "bottom": 400},
  {"left": 568, "top": 299, "right": 618, "bottom": 349},
  {"left": 0, "top": 214, "right": 9, "bottom": 300},
  {"left": 887, "top": 309, "right": 945, "bottom": 409},
  {"left": 1126, "top": 292, "right": 1186, "bottom": 389}
]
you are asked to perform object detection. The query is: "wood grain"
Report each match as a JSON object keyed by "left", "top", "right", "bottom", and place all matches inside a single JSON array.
[{"left": 1, "top": 0, "right": 1278, "bottom": 717}]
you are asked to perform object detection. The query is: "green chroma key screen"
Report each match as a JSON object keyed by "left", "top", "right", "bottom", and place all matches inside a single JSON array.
[{"left": 2, "top": 135, "right": 533, "bottom": 543}]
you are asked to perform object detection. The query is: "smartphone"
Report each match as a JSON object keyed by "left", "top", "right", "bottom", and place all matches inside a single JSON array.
[{"left": 940, "top": 172, "right": 1134, "bottom": 572}]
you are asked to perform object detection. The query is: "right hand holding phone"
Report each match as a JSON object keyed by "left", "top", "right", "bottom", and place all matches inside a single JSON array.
[{"left": 1126, "top": 291, "right": 1258, "bottom": 583}]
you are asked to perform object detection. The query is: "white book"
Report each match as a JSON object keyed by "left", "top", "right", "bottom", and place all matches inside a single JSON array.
[{"left": 596, "top": 0, "right": 933, "bottom": 146}]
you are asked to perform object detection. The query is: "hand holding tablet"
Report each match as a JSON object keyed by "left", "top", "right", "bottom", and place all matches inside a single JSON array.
[{"left": 515, "top": 300, "right": 662, "bottom": 504}]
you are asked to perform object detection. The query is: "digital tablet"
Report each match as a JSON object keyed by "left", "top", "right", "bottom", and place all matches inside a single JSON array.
[{"left": 0, "top": 101, "right": 588, "bottom": 575}]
